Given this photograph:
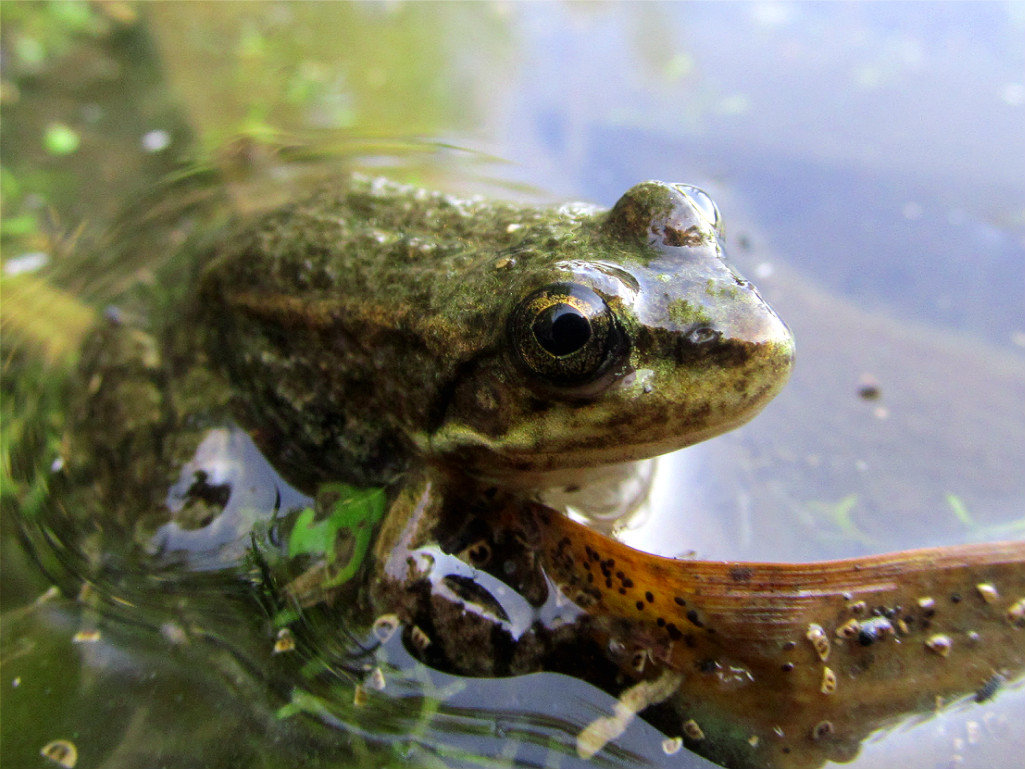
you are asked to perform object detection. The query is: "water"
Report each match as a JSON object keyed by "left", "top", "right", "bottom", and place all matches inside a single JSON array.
[{"left": 3, "top": 3, "right": 1024, "bottom": 768}]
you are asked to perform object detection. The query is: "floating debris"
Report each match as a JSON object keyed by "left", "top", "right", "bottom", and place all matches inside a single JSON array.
[
  {"left": 821, "top": 667, "right": 838, "bottom": 695},
  {"left": 857, "top": 616, "right": 894, "bottom": 646},
  {"left": 43, "top": 122, "right": 80, "bottom": 156},
  {"left": 974, "top": 673, "right": 1004, "bottom": 704},
  {"left": 1007, "top": 598, "right": 1025, "bottom": 627},
  {"left": 353, "top": 683, "right": 367, "bottom": 707},
  {"left": 857, "top": 375, "right": 881, "bottom": 400},
  {"left": 367, "top": 666, "right": 386, "bottom": 691},
  {"left": 577, "top": 670, "right": 682, "bottom": 759},
  {"left": 273, "top": 628, "right": 295, "bottom": 654},
  {"left": 72, "top": 629, "right": 101, "bottom": 644},
  {"left": 371, "top": 613, "right": 400, "bottom": 643},
  {"left": 917, "top": 596, "right": 936, "bottom": 612},
  {"left": 3, "top": 251, "right": 49, "bottom": 276},
  {"left": 35, "top": 586, "right": 61, "bottom": 605},
  {"left": 463, "top": 539, "right": 492, "bottom": 566},
  {"left": 926, "top": 634, "right": 953, "bottom": 657},
  {"left": 806, "top": 623, "right": 830, "bottom": 661},
  {"left": 811, "top": 720, "right": 835, "bottom": 741},
  {"left": 836, "top": 619, "right": 860, "bottom": 639},
  {"left": 976, "top": 583, "right": 1000, "bottom": 604},
  {"left": 410, "top": 625, "right": 431, "bottom": 652},
  {"left": 40, "top": 740, "right": 77, "bottom": 768},
  {"left": 683, "top": 718, "right": 705, "bottom": 741},
  {"left": 661, "top": 736, "right": 683, "bottom": 755},
  {"left": 77, "top": 582, "right": 95, "bottom": 602}
]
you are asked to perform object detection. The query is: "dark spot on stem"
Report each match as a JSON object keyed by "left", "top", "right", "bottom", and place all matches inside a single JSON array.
[
  {"left": 729, "top": 566, "right": 753, "bottom": 582},
  {"left": 975, "top": 673, "right": 1004, "bottom": 704}
]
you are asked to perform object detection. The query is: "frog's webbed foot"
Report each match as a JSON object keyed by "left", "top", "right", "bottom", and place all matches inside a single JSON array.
[{"left": 528, "top": 504, "right": 1025, "bottom": 769}]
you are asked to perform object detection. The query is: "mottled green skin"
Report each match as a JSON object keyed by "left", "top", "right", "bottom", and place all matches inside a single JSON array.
[{"left": 200, "top": 176, "right": 794, "bottom": 491}]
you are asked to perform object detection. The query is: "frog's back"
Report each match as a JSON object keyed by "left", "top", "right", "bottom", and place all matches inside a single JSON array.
[{"left": 200, "top": 177, "right": 602, "bottom": 487}]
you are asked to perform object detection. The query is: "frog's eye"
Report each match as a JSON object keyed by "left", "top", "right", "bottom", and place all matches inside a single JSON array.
[{"left": 510, "top": 283, "right": 623, "bottom": 387}]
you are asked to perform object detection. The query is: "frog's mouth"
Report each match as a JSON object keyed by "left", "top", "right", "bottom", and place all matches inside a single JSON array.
[{"left": 435, "top": 332, "right": 792, "bottom": 487}]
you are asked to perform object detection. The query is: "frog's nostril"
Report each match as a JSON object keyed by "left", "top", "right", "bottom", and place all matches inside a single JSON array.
[
  {"left": 661, "top": 225, "right": 706, "bottom": 248},
  {"left": 687, "top": 326, "right": 720, "bottom": 346},
  {"left": 674, "top": 326, "right": 723, "bottom": 363}
]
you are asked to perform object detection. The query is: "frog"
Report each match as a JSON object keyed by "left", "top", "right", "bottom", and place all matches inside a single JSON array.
[
  {"left": 194, "top": 176, "right": 792, "bottom": 490},
  {"left": 61, "top": 175, "right": 1024, "bottom": 769}
]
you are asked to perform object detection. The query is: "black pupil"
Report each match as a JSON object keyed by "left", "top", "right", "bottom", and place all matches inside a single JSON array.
[{"left": 532, "top": 303, "right": 591, "bottom": 357}]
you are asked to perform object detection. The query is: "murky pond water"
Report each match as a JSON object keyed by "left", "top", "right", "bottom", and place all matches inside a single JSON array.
[{"left": 3, "top": 3, "right": 1024, "bottom": 769}]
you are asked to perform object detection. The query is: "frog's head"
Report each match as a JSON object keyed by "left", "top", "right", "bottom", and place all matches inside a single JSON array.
[{"left": 431, "top": 181, "right": 795, "bottom": 486}]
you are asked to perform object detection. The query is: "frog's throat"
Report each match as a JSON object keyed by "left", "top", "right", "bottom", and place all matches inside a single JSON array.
[{"left": 415, "top": 418, "right": 741, "bottom": 488}]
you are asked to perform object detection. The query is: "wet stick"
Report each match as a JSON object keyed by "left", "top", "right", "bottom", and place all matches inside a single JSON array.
[{"left": 529, "top": 504, "right": 1025, "bottom": 769}]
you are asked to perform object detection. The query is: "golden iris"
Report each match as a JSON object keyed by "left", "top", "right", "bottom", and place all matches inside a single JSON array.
[{"left": 510, "top": 283, "right": 622, "bottom": 387}]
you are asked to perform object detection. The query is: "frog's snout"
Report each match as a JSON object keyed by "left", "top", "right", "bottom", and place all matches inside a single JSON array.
[{"left": 732, "top": 300, "right": 795, "bottom": 384}]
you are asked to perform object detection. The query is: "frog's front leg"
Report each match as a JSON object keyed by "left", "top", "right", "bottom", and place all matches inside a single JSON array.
[{"left": 367, "top": 471, "right": 567, "bottom": 676}]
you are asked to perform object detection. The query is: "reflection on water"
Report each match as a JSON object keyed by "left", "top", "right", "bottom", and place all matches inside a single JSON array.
[
  {"left": 3, "top": 3, "right": 1023, "bottom": 769},
  {"left": 4, "top": 432, "right": 701, "bottom": 769},
  {"left": 154, "top": 427, "right": 310, "bottom": 570}
]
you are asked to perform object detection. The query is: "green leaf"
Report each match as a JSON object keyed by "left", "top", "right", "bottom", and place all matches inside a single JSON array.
[{"left": 287, "top": 483, "right": 386, "bottom": 588}]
